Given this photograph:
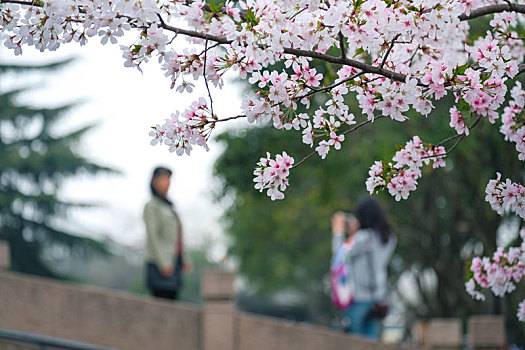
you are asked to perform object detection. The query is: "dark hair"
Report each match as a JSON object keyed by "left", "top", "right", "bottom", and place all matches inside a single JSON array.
[
  {"left": 355, "top": 196, "right": 392, "bottom": 244},
  {"left": 150, "top": 166, "right": 173, "bottom": 206}
]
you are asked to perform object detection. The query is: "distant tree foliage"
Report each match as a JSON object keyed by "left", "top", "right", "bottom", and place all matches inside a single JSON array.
[{"left": 0, "top": 59, "right": 114, "bottom": 278}]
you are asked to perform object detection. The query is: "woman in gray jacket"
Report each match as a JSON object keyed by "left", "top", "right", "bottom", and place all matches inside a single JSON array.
[
  {"left": 143, "top": 166, "right": 184, "bottom": 300},
  {"left": 332, "top": 197, "right": 396, "bottom": 340}
]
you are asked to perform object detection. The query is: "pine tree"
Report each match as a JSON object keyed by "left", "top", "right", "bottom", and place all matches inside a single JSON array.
[{"left": 0, "top": 59, "right": 114, "bottom": 278}]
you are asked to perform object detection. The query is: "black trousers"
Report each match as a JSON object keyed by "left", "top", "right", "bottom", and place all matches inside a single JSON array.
[{"left": 151, "top": 289, "right": 178, "bottom": 300}]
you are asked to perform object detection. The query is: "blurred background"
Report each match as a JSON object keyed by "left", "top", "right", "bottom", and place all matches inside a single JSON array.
[{"left": 1, "top": 15, "right": 525, "bottom": 347}]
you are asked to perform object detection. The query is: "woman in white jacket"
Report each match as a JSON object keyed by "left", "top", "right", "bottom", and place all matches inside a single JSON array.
[{"left": 332, "top": 197, "right": 396, "bottom": 340}]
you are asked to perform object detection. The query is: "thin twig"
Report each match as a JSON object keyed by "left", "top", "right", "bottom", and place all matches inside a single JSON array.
[
  {"left": 203, "top": 36, "right": 214, "bottom": 118},
  {"left": 342, "top": 115, "right": 385, "bottom": 136},
  {"left": 266, "top": 70, "right": 365, "bottom": 112},
  {"left": 338, "top": 32, "right": 347, "bottom": 59},
  {"left": 295, "top": 71, "right": 366, "bottom": 101},
  {"left": 436, "top": 133, "right": 461, "bottom": 147},
  {"left": 442, "top": 115, "right": 482, "bottom": 155},
  {"left": 380, "top": 34, "right": 400, "bottom": 70},
  {"left": 202, "top": 114, "right": 247, "bottom": 126},
  {"left": 292, "top": 115, "right": 385, "bottom": 169},
  {"left": 407, "top": 45, "right": 421, "bottom": 67},
  {"left": 423, "top": 115, "right": 483, "bottom": 160},
  {"left": 291, "top": 150, "right": 317, "bottom": 169}
]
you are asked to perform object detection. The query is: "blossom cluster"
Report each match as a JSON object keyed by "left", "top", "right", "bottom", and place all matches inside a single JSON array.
[
  {"left": 501, "top": 82, "right": 525, "bottom": 160},
  {"left": 485, "top": 173, "right": 525, "bottom": 219},
  {"left": 366, "top": 136, "right": 446, "bottom": 201},
  {"left": 2, "top": 1, "right": 525, "bottom": 182},
  {"left": 253, "top": 152, "right": 294, "bottom": 201},
  {"left": 150, "top": 98, "right": 213, "bottom": 156},
  {"left": 465, "top": 229, "right": 525, "bottom": 321},
  {"left": 2, "top": 1, "right": 523, "bottom": 166}
]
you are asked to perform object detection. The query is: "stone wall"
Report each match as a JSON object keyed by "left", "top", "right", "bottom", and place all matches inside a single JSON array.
[
  {"left": 0, "top": 271, "right": 200, "bottom": 350},
  {"left": 0, "top": 242, "right": 506, "bottom": 350}
]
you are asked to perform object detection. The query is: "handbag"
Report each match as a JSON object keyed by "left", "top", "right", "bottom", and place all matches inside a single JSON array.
[
  {"left": 146, "top": 254, "right": 183, "bottom": 292},
  {"left": 330, "top": 239, "right": 355, "bottom": 310},
  {"left": 370, "top": 302, "right": 389, "bottom": 318}
]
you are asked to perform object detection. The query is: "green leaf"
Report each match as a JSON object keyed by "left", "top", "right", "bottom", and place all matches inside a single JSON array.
[
  {"left": 209, "top": 2, "right": 220, "bottom": 13},
  {"left": 455, "top": 63, "right": 468, "bottom": 76},
  {"left": 458, "top": 98, "right": 471, "bottom": 112},
  {"left": 353, "top": 47, "right": 366, "bottom": 58},
  {"left": 246, "top": 8, "right": 258, "bottom": 25}
]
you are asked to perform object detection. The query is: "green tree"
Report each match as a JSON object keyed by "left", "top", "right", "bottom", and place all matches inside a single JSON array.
[{"left": 0, "top": 59, "right": 114, "bottom": 279}]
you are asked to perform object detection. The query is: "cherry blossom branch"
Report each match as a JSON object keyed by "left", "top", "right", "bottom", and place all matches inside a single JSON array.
[
  {"left": 158, "top": 22, "right": 525, "bottom": 84},
  {"left": 519, "top": 64, "right": 525, "bottom": 77},
  {"left": 459, "top": 3, "right": 525, "bottom": 21},
  {"left": 4, "top": 1, "right": 525, "bottom": 84},
  {"left": 160, "top": 20, "right": 412, "bottom": 83}
]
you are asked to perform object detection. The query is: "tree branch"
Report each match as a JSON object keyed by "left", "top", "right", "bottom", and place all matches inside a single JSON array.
[{"left": 459, "top": 3, "right": 525, "bottom": 21}]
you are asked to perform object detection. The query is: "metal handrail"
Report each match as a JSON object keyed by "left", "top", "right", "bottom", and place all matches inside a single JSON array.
[{"left": 0, "top": 328, "right": 119, "bottom": 350}]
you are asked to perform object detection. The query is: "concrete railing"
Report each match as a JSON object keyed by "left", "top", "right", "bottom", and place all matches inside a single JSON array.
[
  {"left": 0, "top": 268, "right": 201, "bottom": 350},
  {"left": 0, "top": 241, "right": 505, "bottom": 350}
]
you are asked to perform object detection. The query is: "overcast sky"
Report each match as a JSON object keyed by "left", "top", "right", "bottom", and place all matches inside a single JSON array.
[{"left": 1, "top": 36, "right": 245, "bottom": 256}]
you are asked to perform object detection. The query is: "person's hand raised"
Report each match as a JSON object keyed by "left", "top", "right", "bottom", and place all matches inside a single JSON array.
[{"left": 332, "top": 211, "right": 346, "bottom": 236}]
